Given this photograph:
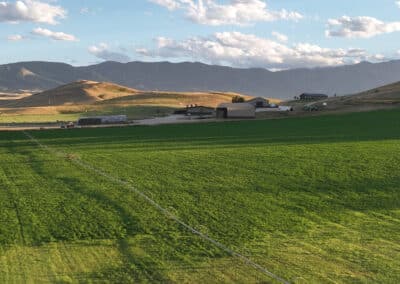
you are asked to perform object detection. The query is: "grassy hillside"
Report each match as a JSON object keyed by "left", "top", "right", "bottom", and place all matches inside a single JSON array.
[
  {"left": 298, "top": 81, "right": 400, "bottom": 114},
  {"left": 100, "top": 91, "right": 252, "bottom": 108},
  {"left": 0, "top": 80, "right": 249, "bottom": 109},
  {"left": 2, "top": 81, "right": 140, "bottom": 107},
  {"left": 0, "top": 109, "right": 399, "bottom": 283},
  {"left": 0, "top": 81, "right": 252, "bottom": 122}
]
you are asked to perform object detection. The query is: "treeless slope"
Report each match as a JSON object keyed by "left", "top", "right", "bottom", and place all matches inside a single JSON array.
[
  {"left": 101, "top": 91, "right": 252, "bottom": 107},
  {"left": 303, "top": 81, "right": 400, "bottom": 113},
  {"left": 348, "top": 81, "right": 400, "bottom": 102},
  {"left": 0, "top": 80, "right": 252, "bottom": 109},
  {"left": 3, "top": 81, "right": 139, "bottom": 107}
]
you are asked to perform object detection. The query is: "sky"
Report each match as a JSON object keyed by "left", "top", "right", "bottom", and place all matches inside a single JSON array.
[{"left": 1, "top": 0, "right": 400, "bottom": 70}]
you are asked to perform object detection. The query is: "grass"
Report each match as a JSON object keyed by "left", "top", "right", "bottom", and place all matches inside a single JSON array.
[
  {"left": 0, "top": 105, "right": 175, "bottom": 123},
  {"left": 0, "top": 113, "right": 80, "bottom": 124},
  {"left": 0, "top": 109, "right": 400, "bottom": 283}
]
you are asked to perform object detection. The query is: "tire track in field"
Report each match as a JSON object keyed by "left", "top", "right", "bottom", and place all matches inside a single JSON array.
[
  {"left": 10, "top": 194, "right": 26, "bottom": 246},
  {"left": 23, "top": 131, "right": 291, "bottom": 284}
]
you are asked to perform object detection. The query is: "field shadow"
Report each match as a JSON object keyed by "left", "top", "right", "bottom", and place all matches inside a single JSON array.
[{"left": 82, "top": 238, "right": 173, "bottom": 283}]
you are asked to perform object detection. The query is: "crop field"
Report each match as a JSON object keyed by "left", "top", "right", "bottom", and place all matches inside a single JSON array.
[
  {"left": 0, "top": 109, "right": 399, "bottom": 283},
  {"left": 0, "top": 105, "right": 174, "bottom": 124}
]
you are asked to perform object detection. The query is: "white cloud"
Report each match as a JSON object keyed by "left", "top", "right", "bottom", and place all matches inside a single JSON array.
[
  {"left": 32, "top": 27, "right": 77, "bottom": 41},
  {"left": 149, "top": 0, "right": 181, "bottom": 10},
  {"left": 88, "top": 43, "right": 131, "bottom": 63},
  {"left": 326, "top": 16, "right": 400, "bottom": 38},
  {"left": 148, "top": 0, "right": 302, "bottom": 26},
  {"left": 137, "top": 32, "right": 384, "bottom": 69},
  {"left": 272, "top": 31, "right": 288, "bottom": 42},
  {"left": 397, "top": 1, "right": 400, "bottom": 8},
  {"left": 7, "top": 34, "right": 23, "bottom": 41},
  {"left": 0, "top": 0, "right": 66, "bottom": 24},
  {"left": 80, "top": 7, "right": 89, "bottom": 14}
]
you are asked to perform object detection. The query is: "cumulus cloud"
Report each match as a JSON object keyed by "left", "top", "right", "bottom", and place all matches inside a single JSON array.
[
  {"left": 88, "top": 43, "right": 131, "bottom": 63},
  {"left": 326, "top": 16, "right": 400, "bottom": 38},
  {"left": 7, "top": 34, "right": 23, "bottom": 41},
  {"left": 137, "top": 32, "right": 384, "bottom": 69},
  {"left": 272, "top": 31, "right": 288, "bottom": 42},
  {"left": 148, "top": 0, "right": 302, "bottom": 26},
  {"left": 150, "top": 0, "right": 181, "bottom": 10},
  {"left": 0, "top": 0, "right": 66, "bottom": 24},
  {"left": 32, "top": 27, "right": 77, "bottom": 41}
]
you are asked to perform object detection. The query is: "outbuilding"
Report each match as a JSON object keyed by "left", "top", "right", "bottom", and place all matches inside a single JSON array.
[
  {"left": 247, "top": 97, "right": 270, "bottom": 108},
  {"left": 78, "top": 115, "right": 127, "bottom": 126},
  {"left": 186, "top": 106, "right": 215, "bottom": 117},
  {"left": 216, "top": 103, "right": 256, "bottom": 119}
]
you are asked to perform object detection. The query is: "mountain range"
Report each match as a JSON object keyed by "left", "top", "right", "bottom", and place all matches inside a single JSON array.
[{"left": 1, "top": 60, "right": 400, "bottom": 99}]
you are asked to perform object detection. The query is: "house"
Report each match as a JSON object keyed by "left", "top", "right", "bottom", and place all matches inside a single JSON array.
[
  {"left": 78, "top": 115, "right": 127, "bottom": 126},
  {"left": 247, "top": 97, "right": 270, "bottom": 108},
  {"left": 216, "top": 103, "right": 256, "bottom": 119},
  {"left": 299, "top": 93, "right": 328, "bottom": 101}
]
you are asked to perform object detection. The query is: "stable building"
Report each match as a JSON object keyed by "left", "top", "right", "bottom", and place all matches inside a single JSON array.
[
  {"left": 247, "top": 97, "right": 270, "bottom": 108},
  {"left": 77, "top": 115, "right": 127, "bottom": 126},
  {"left": 299, "top": 93, "right": 328, "bottom": 101},
  {"left": 186, "top": 106, "right": 215, "bottom": 117},
  {"left": 216, "top": 103, "right": 256, "bottom": 119}
]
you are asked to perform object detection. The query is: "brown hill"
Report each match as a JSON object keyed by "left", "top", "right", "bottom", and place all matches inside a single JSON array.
[
  {"left": 302, "top": 81, "right": 400, "bottom": 113},
  {"left": 0, "top": 80, "right": 251, "bottom": 109},
  {"left": 2, "top": 80, "right": 139, "bottom": 107},
  {"left": 101, "top": 91, "right": 252, "bottom": 108},
  {"left": 344, "top": 81, "right": 400, "bottom": 102}
]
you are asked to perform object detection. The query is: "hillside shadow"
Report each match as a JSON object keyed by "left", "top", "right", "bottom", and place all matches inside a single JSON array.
[
  {"left": 4, "top": 142, "right": 143, "bottom": 245},
  {"left": 81, "top": 238, "right": 173, "bottom": 283}
]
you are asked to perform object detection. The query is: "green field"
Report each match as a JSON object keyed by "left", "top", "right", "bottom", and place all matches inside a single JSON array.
[
  {"left": 0, "top": 109, "right": 399, "bottom": 283},
  {"left": 0, "top": 105, "right": 174, "bottom": 124}
]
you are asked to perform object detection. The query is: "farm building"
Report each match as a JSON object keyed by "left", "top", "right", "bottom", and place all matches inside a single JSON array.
[
  {"left": 247, "top": 97, "right": 270, "bottom": 108},
  {"left": 216, "top": 103, "right": 256, "bottom": 119},
  {"left": 77, "top": 115, "right": 127, "bottom": 126},
  {"left": 186, "top": 106, "right": 215, "bottom": 117},
  {"left": 300, "top": 93, "right": 328, "bottom": 101}
]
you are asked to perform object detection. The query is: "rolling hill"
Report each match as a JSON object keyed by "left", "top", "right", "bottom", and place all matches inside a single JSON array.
[
  {"left": 305, "top": 81, "right": 400, "bottom": 113},
  {"left": 0, "top": 80, "right": 250, "bottom": 109},
  {"left": 2, "top": 60, "right": 400, "bottom": 99},
  {"left": 2, "top": 81, "right": 139, "bottom": 107}
]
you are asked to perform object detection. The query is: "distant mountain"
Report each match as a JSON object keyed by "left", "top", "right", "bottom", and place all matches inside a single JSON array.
[{"left": 1, "top": 60, "right": 400, "bottom": 99}]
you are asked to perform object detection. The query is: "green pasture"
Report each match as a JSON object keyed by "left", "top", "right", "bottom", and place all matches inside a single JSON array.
[
  {"left": 0, "top": 109, "right": 399, "bottom": 283},
  {"left": 0, "top": 105, "right": 173, "bottom": 124}
]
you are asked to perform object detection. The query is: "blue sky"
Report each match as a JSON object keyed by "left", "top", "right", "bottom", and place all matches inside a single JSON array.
[{"left": 1, "top": 0, "right": 400, "bottom": 69}]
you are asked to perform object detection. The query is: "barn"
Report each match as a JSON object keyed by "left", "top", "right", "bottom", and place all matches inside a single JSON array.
[
  {"left": 78, "top": 115, "right": 128, "bottom": 126},
  {"left": 216, "top": 103, "right": 256, "bottom": 119},
  {"left": 300, "top": 93, "right": 328, "bottom": 101},
  {"left": 186, "top": 106, "right": 215, "bottom": 117},
  {"left": 247, "top": 97, "right": 270, "bottom": 108}
]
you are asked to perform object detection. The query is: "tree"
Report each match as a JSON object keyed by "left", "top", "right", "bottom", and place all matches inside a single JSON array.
[{"left": 232, "top": 96, "right": 245, "bottom": 103}]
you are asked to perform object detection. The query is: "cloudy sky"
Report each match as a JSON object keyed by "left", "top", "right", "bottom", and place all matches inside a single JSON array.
[{"left": 1, "top": 0, "right": 400, "bottom": 70}]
